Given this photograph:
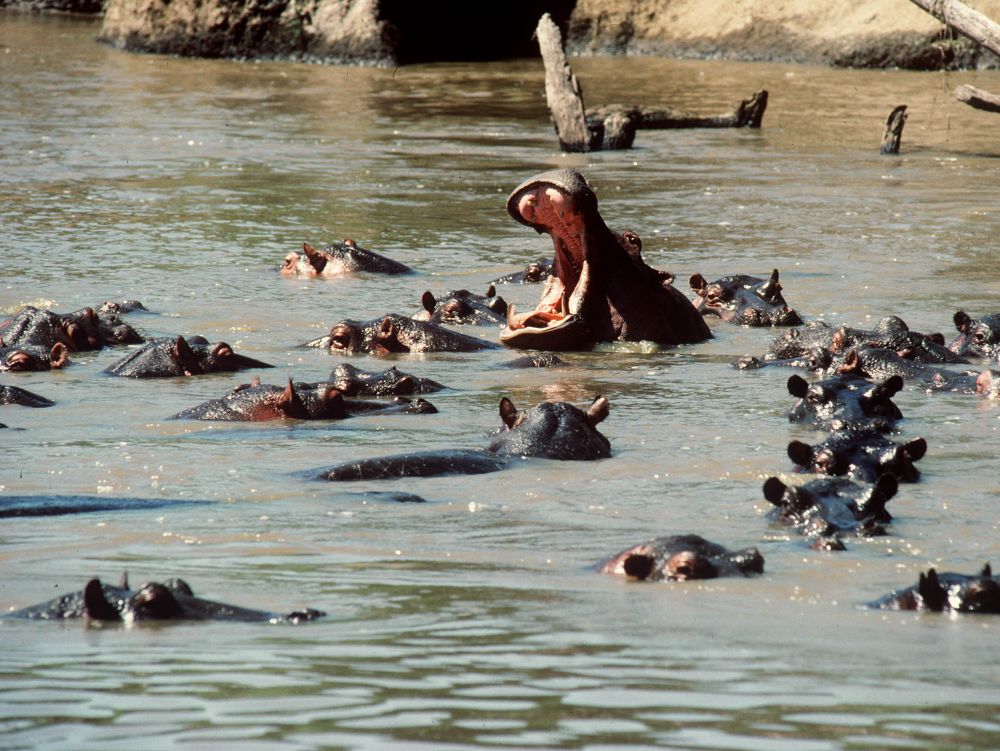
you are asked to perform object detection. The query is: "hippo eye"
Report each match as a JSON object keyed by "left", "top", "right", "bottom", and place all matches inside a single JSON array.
[
  {"left": 706, "top": 285, "right": 729, "bottom": 302},
  {"left": 807, "top": 387, "right": 827, "bottom": 404},
  {"left": 975, "top": 331, "right": 987, "bottom": 343},
  {"left": 442, "top": 301, "right": 471, "bottom": 320}
]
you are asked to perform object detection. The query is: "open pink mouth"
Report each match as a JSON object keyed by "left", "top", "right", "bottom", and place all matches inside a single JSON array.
[{"left": 504, "top": 183, "right": 590, "bottom": 334}]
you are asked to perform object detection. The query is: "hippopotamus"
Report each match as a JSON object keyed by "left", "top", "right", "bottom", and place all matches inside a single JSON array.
[
  {"left": 787, "top": 373, "right": 903, "bottom": 432},
  {"left": 329, "top": 363, "right": 445, "bottom": 396},
  {"left": 489, "top": 257, "right": 554, "bottom": 285},
  {"left": 951, "top": 311, "right": 1000, "bottom": 361},
  {"left": 170, "top": 378, "right": 437, "bottom": 421},
  {"left": 0, "top": 494, "right": 209, "bottom": 518},
  {"left": 869, "top": 564, "right": 1000, "bottom": 613},
  {"left": 4, "top": 574, "right": 324, "bottom": 623},
  {"left": 414, "top": 286, "right": 508, "bottom": 325},
  {"left": 98, "top": 299, "right": 149, "bottom": 315},
  {"left": 500, "top": 169, "right": 711, "bottom": 350},
  {"left": 104, "top": 336, "right": 273, "bottom": 378},
  {"left": 835, "top": 347, "right": 979, "bottom": 393},
  {"left": 764, "top": 317, "right": 961, "bottom": 366},
  {"left": 304, "top": 313, "right": 496, "bottom": 354},
  {"left": 689, "top": 269, "right": 802, "bottom": 327},
  {"left": 171, "top": 379, "right": 346, "bottom": 421},
  {"left": 0, "top": 343, "right": 68, "bottom": 371},
  {"left": 318, "top": 395, "right": 610, "bottom": 480},
  {"left": 0, "top": 305, "right": 142, "bottom": 351},
  {"left": 733, "top": 348, "right": 833, "bottom": 372},
  {"left": 498, "top": 353, "right": 566, "bottom": 368},
  {"left": 599, "top": 534, "right": 764, "bottom": 581},
  {"left": 281, "top": 240, "right": 411, "bottom": 277},
  {"left": 0, "top": 385, "right": 54, "bottom": 407},
  {"left": 788, "top": 428, "right": 926, "bottom": 484},
  {"left": 762, "top": 474, "right": 897, "bottom": 549}
]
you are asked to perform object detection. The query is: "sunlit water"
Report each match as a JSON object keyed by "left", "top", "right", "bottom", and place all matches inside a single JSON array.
[{"left": 2, "top": 13, "right": 1000, "bottom": 751}]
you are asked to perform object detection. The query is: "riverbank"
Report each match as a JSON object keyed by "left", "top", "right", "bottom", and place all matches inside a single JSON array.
[{"left": 3, "top": 0, "right": 1000, "bottom": 68}]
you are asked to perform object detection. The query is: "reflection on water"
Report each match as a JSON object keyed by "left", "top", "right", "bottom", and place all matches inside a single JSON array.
[{"left": 2, "top": 12, "right": 1000, "bottom": 751}]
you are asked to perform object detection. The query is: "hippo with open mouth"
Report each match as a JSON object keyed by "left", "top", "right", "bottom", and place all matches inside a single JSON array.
[{"left": 500, "top": 169, "right": 711, "bottom": 351}]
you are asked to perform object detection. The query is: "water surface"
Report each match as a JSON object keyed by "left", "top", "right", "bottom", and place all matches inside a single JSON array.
[{"left": 2, "top": 13, "right": 1000, "bottom": 750}]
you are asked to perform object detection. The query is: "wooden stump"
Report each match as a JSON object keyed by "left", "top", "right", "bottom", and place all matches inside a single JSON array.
[
  {"left": 880, "top": 105, "right": 908, "bottom": 155},
  {"left": 535, "top": 13, "right": 591, "bottom": 152}
]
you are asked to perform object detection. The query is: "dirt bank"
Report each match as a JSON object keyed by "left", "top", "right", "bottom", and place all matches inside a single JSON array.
[
  {"left": 5, "top": 0, "right": 1000, "bottom": 68},
  {"left": 567, "top": 0, "right": 1000, "bottom": 68}
]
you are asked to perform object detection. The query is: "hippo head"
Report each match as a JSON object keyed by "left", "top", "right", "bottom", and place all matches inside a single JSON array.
[
  {"left": 488, "top": 395, "right": 611, "bottom": 460},
  {"left": 500, "top": 168, "right": 711, "bottom": 350},
  {"left": 500, "top": 169, "right": 604, "bottom": 351},
  {"left": 195, "top": 340, "right": 274, "bottom": 373},
  {"left": 600, "top": 534, "right": 765, "bottom": 582},
  {"left": 952, "top": 311, "right": 1000, "bottom": 359},
  {"left": 1, "top": 343, "right": 68, "bottom": 372}
]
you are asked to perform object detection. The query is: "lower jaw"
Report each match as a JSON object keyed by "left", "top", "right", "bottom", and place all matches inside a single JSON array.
[{"left": 499, "top": 314, "right": 593, "bottom": 351}]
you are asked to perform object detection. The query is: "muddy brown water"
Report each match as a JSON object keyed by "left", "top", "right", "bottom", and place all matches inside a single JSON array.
[{"left": 2, "top": 13, "right": 1000, "bottom": 751}]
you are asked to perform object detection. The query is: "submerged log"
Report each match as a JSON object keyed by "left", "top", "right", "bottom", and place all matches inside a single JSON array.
[
  {"left": 954, "top": 83, "right": 1000, "bottom": 112},
  {"left": 880, "top": 105, "right": 908, "bottom": 154},
  {"left": 589, "top": 90, "right": 769, "bottom": 130},
  {"left": 535, "top": 13, "right": 591, "bottom": 152}
]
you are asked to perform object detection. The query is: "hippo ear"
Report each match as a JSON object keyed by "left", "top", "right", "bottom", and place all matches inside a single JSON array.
[
  {"left": 904, "top": 437, "right": 927, "bottom": 462},
  {"left": 787, "top": 440, "right": 814, "bottom": 468},
  {"left": 377, "top": 316, "right": 398, "bottom": 341},
  {"left": 918, "top": 568, "right": 947, "bottom": 612},
  {"left": 49, "top": 342, "right": 68, "bottom": 369},
  {"left": 836, "top": 349, "right": 860, "bottom": 375},
  {"left": 761, "top": 269, "right": 781, "bottom": 302},
  {"left": 84, "top": 579, "right": 122, "bottom": 622},
  {"left": 872, "top": 473, "right": 899, "bottom": 502},
  {"left": 489, "top": 295, "right": 508, "bottom": 316},
  {"left": 277, "top": 379, "right": 308, "bottom": 419},
  {"left": 881, "top": 375, "right": 904, "bottom": 398},
  {"left": 689, "top": 273, "right": 707, "bottom": 294},
  {"left": 485, "top": 284, "right": 496, "bottom": 299},
  {"left": 393, "top": 375, "right": 416, "bottom": 395},
  {"left": 499, "top": 397, "right": 518, "bottom": 429},
  {"left": 421, "top": 291, "right": 436, "bottom": 314},
  {"left": 762, "top": 477, "right": 787, "bottom": 505},
  {"left": 586, "top": 395, "right": 610, "bottom": 426},
  {"left": 954, "top": 311, "right": 971, "bottom": 333},
  {"left": 927, "top": 332, "right": 946, "bottom": 345},
  {"left": 173, "top": 336, "right": 200, "bottom": 376},
  {"left": 302, "top": 242, "right": 327, "bottom": 273},
  {"left": 622, "top": 554, "right": 655, "bottom": 581},
  {"left": 321, "top": 388, "right": 347, "bottom": 419},
  {"left": 119, "top": 571, "right": 130, "bottom": 589},
  {"left": 787, "top": 374, "right": 809, "bottom": 398},
  {"left": 860, "top": 474, "right": 897, "bottom": 518}
]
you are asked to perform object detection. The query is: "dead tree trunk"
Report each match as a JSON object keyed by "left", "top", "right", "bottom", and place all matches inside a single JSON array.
[
  {"left": 535, "top": 13, "right": 591, "bottom": 152},
  {"left": 908, "top": 0, "right": 1000, "bottom": 57},
  {"left": 908, "top": 0, "right": 1000, "bottom": 113},
  {"left": 532, "top": 13, "right": 766, "bottom": 150},
  {"left": 880, "top": 105, "right": 908, "bottom": 154},
  {"left": 954, "top": 83, "right": 1000, "bottom": 112}
]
